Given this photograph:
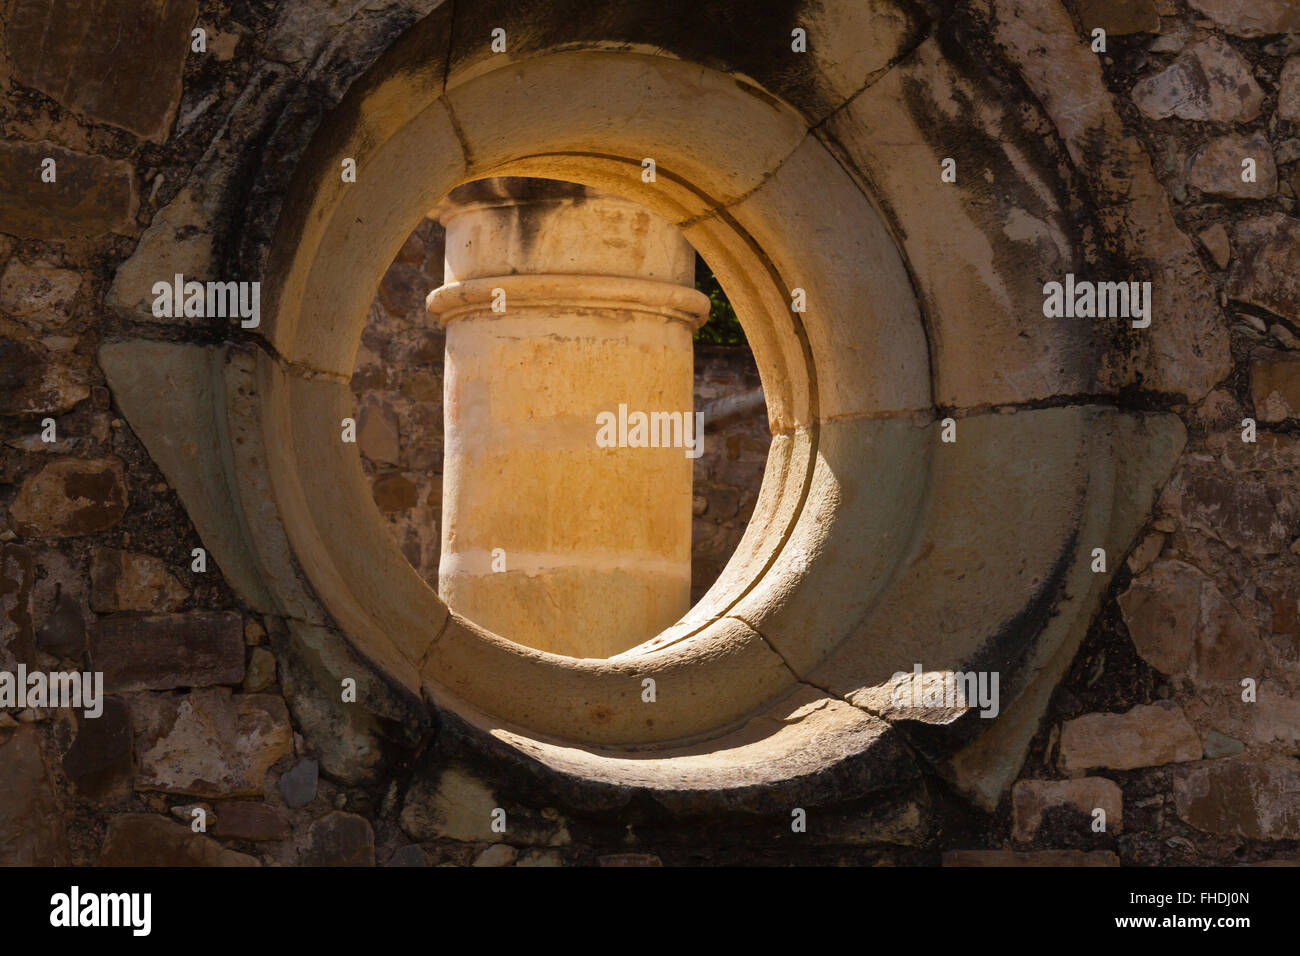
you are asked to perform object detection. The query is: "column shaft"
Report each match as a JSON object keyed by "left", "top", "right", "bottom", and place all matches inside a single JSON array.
[{"left": 427, "top": 178, "right": 708, "bottom": 658}]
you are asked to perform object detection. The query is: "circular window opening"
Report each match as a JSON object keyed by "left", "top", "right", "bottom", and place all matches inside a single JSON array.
[{"left": 350, "top": 177, "right": 769, "bottom": 660}]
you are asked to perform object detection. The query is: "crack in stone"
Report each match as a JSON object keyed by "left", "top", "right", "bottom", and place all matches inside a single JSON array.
[
  {"left": 807, "top": 6, "right": 942, "bottom": 139},
  {"left": 723, "top": 612, "right": 931, "bottom": 747},
  {"left": 440, "top": 0, "right": 456, "bottom": 98},
  {"left": 417, "top": 611, "right": 454, "bottom": 674},
  {"left": 440, "top": 88, "right": 474, "bottom": 171},
  {"left": 675, "top": 128, "right": 812, "bottom": 230},
  {"left": 723, "top": 613, "right": 942, "bottom": 787}
]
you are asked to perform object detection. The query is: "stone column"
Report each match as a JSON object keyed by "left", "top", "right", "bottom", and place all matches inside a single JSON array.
[{"left": 426, "top": 178, "right": 709, "bottom": 659}]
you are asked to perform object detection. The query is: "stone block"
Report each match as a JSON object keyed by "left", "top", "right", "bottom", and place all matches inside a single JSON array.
[
  {"left": 0, "top": 339, "right": 90, "bottom": 416},
  {"left": 987, "top": 0, "right": 1231, "bottom": 401},
  {"left": 99, "top": 814, "right": 257, "bottom": 866},
  {"left": 1012, "top": 777, "right": 1123, "bottom": 842},
  {"left": 9, "top": 457, "right": 127, "bottom": 537},
  {"left": 1229, "top": 214, "right": 1300, "bottom": 324},
  {"left": 1178, "top": 470, "right": 1298, "bottom": 556},
  {"left": 275, "top": 620, "right": 425, "bottom": 785},
  {"left": 1281, "top": 57, "right": 1300, "bottom": 122},
  {"left": 278, "top": 758, "right": 318, "bottom": 809},
  {"left": 243, "top": 647, "right": 276, "bottom": 693},
  {"left": 446, "top": 50, "right": 806, "bottom": 223},
  {"left": 212, "top": 802, "right": 290, "bottom": 842},
  {"left": 1118, "top": 558, "right": 1259, "bottom": 683},
  {"left": 0, "top": 260, "right": 80, "bottom": 326},
  {"left": 105, "top": 186, "right": 216, "bottom": 323},
  {"left": 1132, "top": 36, "right": 1264, "bottom": 122},
  {"left": 98, "top": 342, "right": 281, "bottom": 615},
  {"left": 5, "top": 0, "right": 197, "bottom": 140},
  {"left": 89, "top": 548, "right": 189, "bottom": 613},
  {"left": 1, "top": 543, "right": 37, "bottom": 664},
  {"left": 1189, "top": 133, "right": 1276, "bottom": 199},
  {"left": 89, "top": 611, "right": 244, "bottom": 692},
  {"left": 1175, "top": 760, "right": 1300, "bottom": 840},
  {"left": 131, "top": 688, "right": 292, "bottom": 797},
  {"left": 710, "top": 135, "right": 929, "bottom": 420},
  {"left": 62, "top": 696, "right": 133, "bottom": 800},
  {"left": 35, "top": 586, "right": 85, "bottom": 659},
  {"left": 357, "top": 399, "right": 400, "bottom": 464},
  {"left": 1059, "top": 702, "right": 1201, "bottom": 773},
  {"left": 1251, "top": 348, "right": 1300, "bottom": 423},
  {"left": 473, "top": 844, "right": 518, "bottom": 867},
  {"left": 0, "top": 726, "right": 68, "bottom": 864},
  {"left": 1074, "top": 0, "right": 1160, "bottom": 33},
  {"left": 0, "top": 141, "right": 136, "bottom": 239},
  {"left": 822, "top": 34, "right": 1101, "bottom": 408},
  {"left": 1187, "top": 0, "right": 1300, "bottom": 37},
  {"left": 304, "top": 812, "right": 374, "bottom": 866}
]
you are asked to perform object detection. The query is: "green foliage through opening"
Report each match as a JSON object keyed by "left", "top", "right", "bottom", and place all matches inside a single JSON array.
[{"left": 693, "top": 256, "right": 747, "bottom": 346}]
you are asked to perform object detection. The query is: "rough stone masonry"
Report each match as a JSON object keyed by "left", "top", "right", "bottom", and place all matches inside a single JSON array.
[{"left": 0, "top": 0, "right": 1299, "bottom": 869}]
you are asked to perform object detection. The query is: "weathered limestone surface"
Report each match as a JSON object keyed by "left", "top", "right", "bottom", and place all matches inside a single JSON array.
[
  {"left": 107, "top": 188, "right": 214, "bottom": 321},
  {"left": 713, "top": 134, "right": 929, "bottom": 419},
  {"left": 1281, "top": 57, "right": 1300, "bottom": 122},
  {"left": 273, "top": 620, "right": 423, "bottom": 785},
  {"left": 410, "top": 682, "right": 922, "bottom": 823},
  {"left": 98, "top": 342, "right": 281, "bottom": 615},
  {"left": 131, "top": 689, "right": 293, "bottom": 797},
  {"left": 0, "top": 260, "right": 80, "bottom": 325},
  {"left": 1059, "top": 703, "right": 1202, "bottom": 773},
  {"left": 1170, "top": 432, "right": 1300, "bottom": 555},
  {"left": 985, "top": 0, "right": 1233, "bottom": 401},
  {"left": 1229, "top": 214, "right": 1300, "bottom": 324},
  {"left": 822, "top": 36, "right": 1098, "bottom": 409}
]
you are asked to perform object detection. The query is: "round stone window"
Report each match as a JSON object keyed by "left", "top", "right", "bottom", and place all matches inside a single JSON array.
[{"left": 100, "top": 21, "right": 1181, "bottom": 812}]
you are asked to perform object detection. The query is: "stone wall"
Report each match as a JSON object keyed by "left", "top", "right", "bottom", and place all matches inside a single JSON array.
[
  {"left": 352, "top": 220, "right": 447, "bottom": 586},
  {"left": 969, "top": 0, "right": 1300, "bottom": 864},
  {"left": 0, "top": 0, "right": 1298, "bottom": 867},
  {"left": 689, "top": 346, "right": 769, "bottom": 603}
]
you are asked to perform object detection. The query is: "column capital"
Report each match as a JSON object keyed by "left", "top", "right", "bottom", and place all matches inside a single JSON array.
[
  {"left": 426, "top": 176, "right": 708, "bottom": 329},
  {"left": 426, "top": 273, "right": 709, "bottom": 328}
]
